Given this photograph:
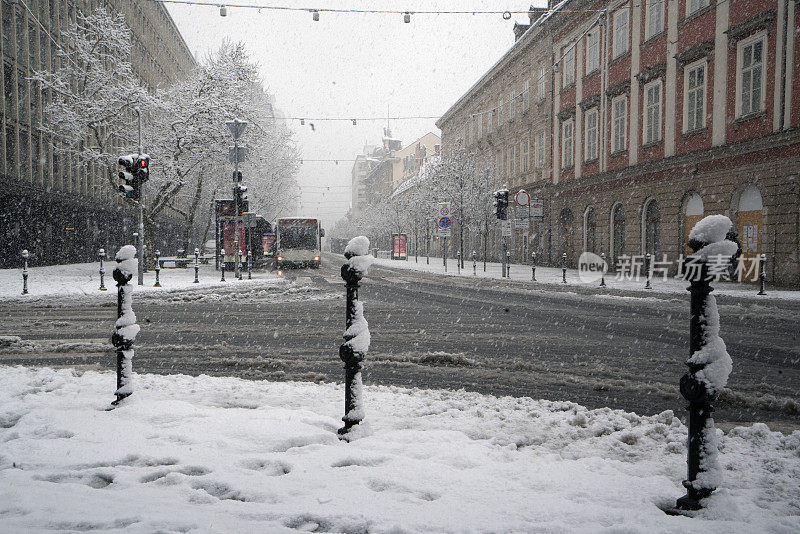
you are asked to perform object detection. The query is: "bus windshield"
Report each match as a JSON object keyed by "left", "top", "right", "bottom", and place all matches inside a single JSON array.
[{"left": 279, "top": 221, "right": 318, "bottom": 250}]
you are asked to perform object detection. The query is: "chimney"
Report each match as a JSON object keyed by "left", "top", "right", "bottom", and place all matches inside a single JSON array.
[
  {"left": 529, "top": 5, "right": 548, "bottom": 24},
  {"left": 513, "top": 22, "right": 531, "bottom": 41}
]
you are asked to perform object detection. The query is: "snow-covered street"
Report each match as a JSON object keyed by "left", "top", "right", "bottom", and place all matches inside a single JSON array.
[{"left": 1, "top": 366, "right": 798, "bottom": 533}]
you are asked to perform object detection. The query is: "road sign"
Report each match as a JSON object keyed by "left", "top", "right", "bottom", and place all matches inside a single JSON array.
[
  {"left": 242, "top": 211, "right": 257, "bottom": 228},
  {"left": 226, "top": 119, "right": 248, "bottom": 140},
  {"left": 501, "top": 219, "right": 512, "bottom": 237},
  {"left": 437, "top": 202, "right": 452, "bottom": 237},
  {"left": 514, "top": 218, "right": 528, "bottom": 230},
  {"left": 229, "top": 146, "right": 246, "bottom": 164},
  {"left": 515, "top": 205, "right": 530, "bottom": 219},
  {"left": 531, "top": 199, "right": 544, "bottom": 218},
  {"left": 515, "top": 189, "right": 530, "bottom": 207},
  {"left": 438, "top": 202, "right": 451, "bottom": 217},
  {"left": 438, "top": 217, "right": 451, "bottom": 229}
]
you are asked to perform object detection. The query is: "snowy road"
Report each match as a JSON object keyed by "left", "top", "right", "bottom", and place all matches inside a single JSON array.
[{"left": 1, "top": 255, "right": 798, "bottom": 429}]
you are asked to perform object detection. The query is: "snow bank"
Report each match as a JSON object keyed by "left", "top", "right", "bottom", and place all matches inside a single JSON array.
[{"left": 1, "top": 366, "right": 798, "bottom": 533}]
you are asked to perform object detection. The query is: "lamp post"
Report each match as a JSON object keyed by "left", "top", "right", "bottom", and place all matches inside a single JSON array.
[
  {"left": 21, "top": 249, "right": 29, "bottom": 295},
  {"left": 98, "top": 249, "right": 107, "bottom": 291}
]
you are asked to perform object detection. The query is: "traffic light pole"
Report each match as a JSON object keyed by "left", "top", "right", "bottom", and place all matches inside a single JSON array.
[
  {"left": 135, "top": 107, "right": 144, "bottom": 286},
  {"left": 232, "top": 130, "right": 242, "bottom": 280}
]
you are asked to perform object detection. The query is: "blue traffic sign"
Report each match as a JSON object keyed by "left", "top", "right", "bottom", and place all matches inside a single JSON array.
[{"left": 438, "top": 217, "right": 451, "bottom": 229}]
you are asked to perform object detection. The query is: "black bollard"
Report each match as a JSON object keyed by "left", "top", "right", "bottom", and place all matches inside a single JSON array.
[
  {"left": 674, "top": 239, "right": 722, "bottom": 512},
  {"left": 153, "top": 250, "right": 162, "bottom": 287},
  {"left": 99, "top": 249, "right": 107, "bottom": 291},
  {"left": 473, "top": 250, "right": 477, "bottom": 276},
  {"left": 237, "top": 250, "right": 244, "bottom": 280},
  {"left": 220, "top": 249, "right": 226, "bottom": 282},
  {"left": 757, "top": 253, "right": 766, "bottom": 295},
  {"left": 193, "top": 248, "right": 200, "bottom": 283},
  {"left": 110, "top": 245, "right": 139, "bottom": 406},
  {"left": 21, "top": 249, "right": 29, "bottom": 295},
  {"left": 457, "top": 251, "right": 461, "bottom": 275},
  {"left": 645, "top": 253, "right": 652, "bottom": 289},
  {"left": 562, "top": 253, "right": 567, "bottom": 284},
  {"left": 599, "top": 253, "right": 607, "bottom": 287},
  {"left": 506, "top": 251, "right": 511, "bottom": 278},
  {"left": 531, "top": 252, "right": 537, "bottom": 281},
  {"left": 338, "top": 240, "right": 371, "bottom": 440}
]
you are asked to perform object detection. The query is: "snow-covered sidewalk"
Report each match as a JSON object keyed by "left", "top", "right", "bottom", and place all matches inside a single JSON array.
[
  {"left": 0, "top": 261, "right": 282, "bottom": 303},
  {"left": 1, "top": 366, "right": 798, "bottom": 533},
  {"left": 370, "top": 255, "right": 800, "bottom": 301}
]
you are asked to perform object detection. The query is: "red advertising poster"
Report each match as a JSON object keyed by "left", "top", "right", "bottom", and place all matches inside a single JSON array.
[
  {"left": 262, "top": 234, "right": 276, "bottom": 256},
  {"left": 392, "top": 233, "right": 407, "bottom": 260},
  {"left": 222, "top": 222, "right": 246, "bottom": 260}
]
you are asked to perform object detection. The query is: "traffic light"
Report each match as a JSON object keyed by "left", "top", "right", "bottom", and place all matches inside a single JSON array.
[
  {"left": 118, "top": 155, "right": 139, "bottom": 201},
  {"left": 135, "top": 155, "right": 150, "bottom": 183},
  {"left": 493, "top": 189, "right": 509, "bottom": 220},
  {"left": 233, "top": 171, "right": 247, "bottom": 214}
]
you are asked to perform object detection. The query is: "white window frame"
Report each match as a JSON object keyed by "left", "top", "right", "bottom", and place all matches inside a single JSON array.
[
  {"left": 522, "top": 139, "right": 530, "bottom": 172},
  {"left": 477, "top": 112, "right": 483, "bottom": 138},
  {"left": 643, "top": 79, "right": 662, "bottom": 144},
  {"left": 683, "top": 59, "right": 706, "bottom": 132},
  {"left": 612, "top": 95, "right": 627, "bottom": 153},
  {"left": 645, "top": 0, "right": 663, "bottom": 41},
  {"left": 498, "top": 99, "right": 504, "bottom": 124},
  {"left": 584, "top": 108, "right": 598, "bottom": 161},
  {"left": 497, "top": 151, "right": 504, "bottom": 180},
  {"left": 509, "top": 92, "right": 516, "bottom": 120},
  {"left": 687, "top": 0, "right": 710, "bottom": 17},
  {"left": 509, "top": 145, "right": 516, "bottom": 177},
  {"left": 538, "top": 66, "right": 547, "bottom": 100},
  {"left": 537, "top": 131, "right": 545, "bottom": 167},
  {"left": 613, "top": 8, "right": 629, "bottom": 59},
  {"left": 487, "top": 108, "right": 493, "bottom": 133},
  {"left": 736, "top": 32, "right": 767, "bottom": 118},
  {"left": 563, "top": 46, "right": 575, "bottom": 87},
  {"left": 562, "top": 119, "right": 574, "bottom": 169},
  {"left": 586, "top": 31, "right": 599, "bottom": 74},
  {"left": 522, "top": 80, "right": 530, "bottom": 111}
]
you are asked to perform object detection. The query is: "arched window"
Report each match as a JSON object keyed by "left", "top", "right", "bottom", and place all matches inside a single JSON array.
[
  {"left": 737, "top": 184, "right": 763, "bottom": 257},
  {"left": 682, "top": 192, "right": 704, "bottom": 254},
  {"left": 584, "top": 206, "right": 596, "bottom": 253},
  {"left": 611, "top": 203, "right": 626, "bottom": 266},
  {"left": 644, "top": 199, "right": 661, "bottom": 257}
]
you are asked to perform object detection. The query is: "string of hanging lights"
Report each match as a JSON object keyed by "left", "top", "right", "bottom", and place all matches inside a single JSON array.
[{"left": 151, "top": 1, "right": 610, "bottom": 21}]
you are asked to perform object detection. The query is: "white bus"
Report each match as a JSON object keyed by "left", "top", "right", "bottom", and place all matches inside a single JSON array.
[{"left": 275, "top": 217, "right": 324, "bottom": 269}]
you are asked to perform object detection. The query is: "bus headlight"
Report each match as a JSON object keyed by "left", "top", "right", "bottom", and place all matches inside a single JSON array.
[
  {"left": 277, "top": 256, "right": 283, "bottom": 261},
  {"left": 314, "top": 256, "right": 320, "bottom": 261}
]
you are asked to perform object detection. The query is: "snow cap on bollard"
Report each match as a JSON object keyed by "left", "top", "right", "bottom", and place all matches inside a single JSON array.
[
  {"left": 345, "top": 236, "right": 372, "bottom": 275},
  {"left": 113, "top": 245, "right": 138, "bottom": 284},
  {"left": 687, "top": 215, "right": 739, "bottom": 259}
]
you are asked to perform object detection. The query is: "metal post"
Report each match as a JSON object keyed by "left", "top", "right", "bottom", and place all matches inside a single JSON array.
[
  {"left": 562, "top": 253, "right": 567, "bottom": 284},
  {"left": 237, "top": 250, "right": 244, "bottom": 280},
  {"left": 247, "top": 228, "right": 252, "bottom": 280},
  {"left": 21, "top": 249, "right": 29, "bottom": 295},
  {"left": 443, "top": 237, "right": 447, "bottom": 272},
  {"left": 220, "top": 249, "right": 226, "bottom": 282},
  {"left": 135, "top": 107, "right": 144, "bottom": 287},
  {"left": 153, "top": 250, "right": 161, "bottom": 287},
  {"left": 600, "top": 252, "right": 607, "bottom": 287},
  {"left": 193, "top": 248, "right": 200, "bottom": 283},
  {"left": 457, "top": 251, "right": 461, "bottom": 275},
  {"left": 506, "top": 250, "right": 511, "bottom": 278},
  {"left": 757, "top": 253, "right": 767, "bottom": 295},
  {"left": 645, "top": 252, "right": 652, "bottom": 289},
  {"left": 111, "top": 246, "right": 138, "bottom": 406},
  {"left": 502, "top": 240, "right": 507, "bottom": 278},
  {"left": 675, "top": 251, "right": 717, "bottom": 511},
  {"left": 339, "top": 249, "right": 368, "bottom": 439},
  {"left": 531, "top": 252, "right": 537, "bottom": 282},
  {"left": 98, "top": 249, "right": 107, "bottom": 291},
  {"left": 473, "top": 250, "right": 477, "bottom": 276}
]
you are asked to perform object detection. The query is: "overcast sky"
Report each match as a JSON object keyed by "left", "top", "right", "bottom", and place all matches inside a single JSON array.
[{"left": 165, "top": 1, "right": 544, "bottom": 228}]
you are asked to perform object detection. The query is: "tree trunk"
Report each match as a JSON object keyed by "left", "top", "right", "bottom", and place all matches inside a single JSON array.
[{"left": 180, "top": 177, "right": 204, "bottom": 253}]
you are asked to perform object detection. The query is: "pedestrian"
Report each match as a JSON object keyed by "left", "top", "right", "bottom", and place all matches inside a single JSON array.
[{"left": 725, "top": 230, "right": 742, "bottom": 281}]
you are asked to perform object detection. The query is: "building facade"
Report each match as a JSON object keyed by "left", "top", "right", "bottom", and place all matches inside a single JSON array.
[
  {"left": 0, "top": 0, "right": 195, "bottom": 267},
  {"left": 439, "top": 0, "right": 800, "bottom": 285}
]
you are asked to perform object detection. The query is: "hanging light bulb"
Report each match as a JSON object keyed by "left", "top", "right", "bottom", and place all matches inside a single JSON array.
[
  {"left": 352, "top": 119, "right": 357, "bottom": 125},
  {"left": 300, "top": 118, "right": 305, "bottom": 125},
  {"left": 335, "top": 160, "right": 339, "bottom": 165},
  {"left": 310, "top": 123, "right": 315, "bottom": 131},
  {"left": 312, "top": 10, "right": 319, "bottom": 21},
  {"left": 553, "top": 63, "right": 560, "bottom": 73},
  {"left": 220, "top": 5, "right": 227, "bottom": 17},
  {"left": 404, "top": 12, "right": 411, "bottom": 23}
]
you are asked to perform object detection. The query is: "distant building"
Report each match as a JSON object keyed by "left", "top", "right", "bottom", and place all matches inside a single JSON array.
[
  {"left": 350, "top": 145, "right": 378, "bottom": 217},
  {"left": 391, "top": 132, "right": 441, "bottom": 191},
  {"left": 0, "top": 0, "right": 195, "bottom": 267},
  {"left": 439, "top": 0, "right": 800, "bottom": 285}
]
